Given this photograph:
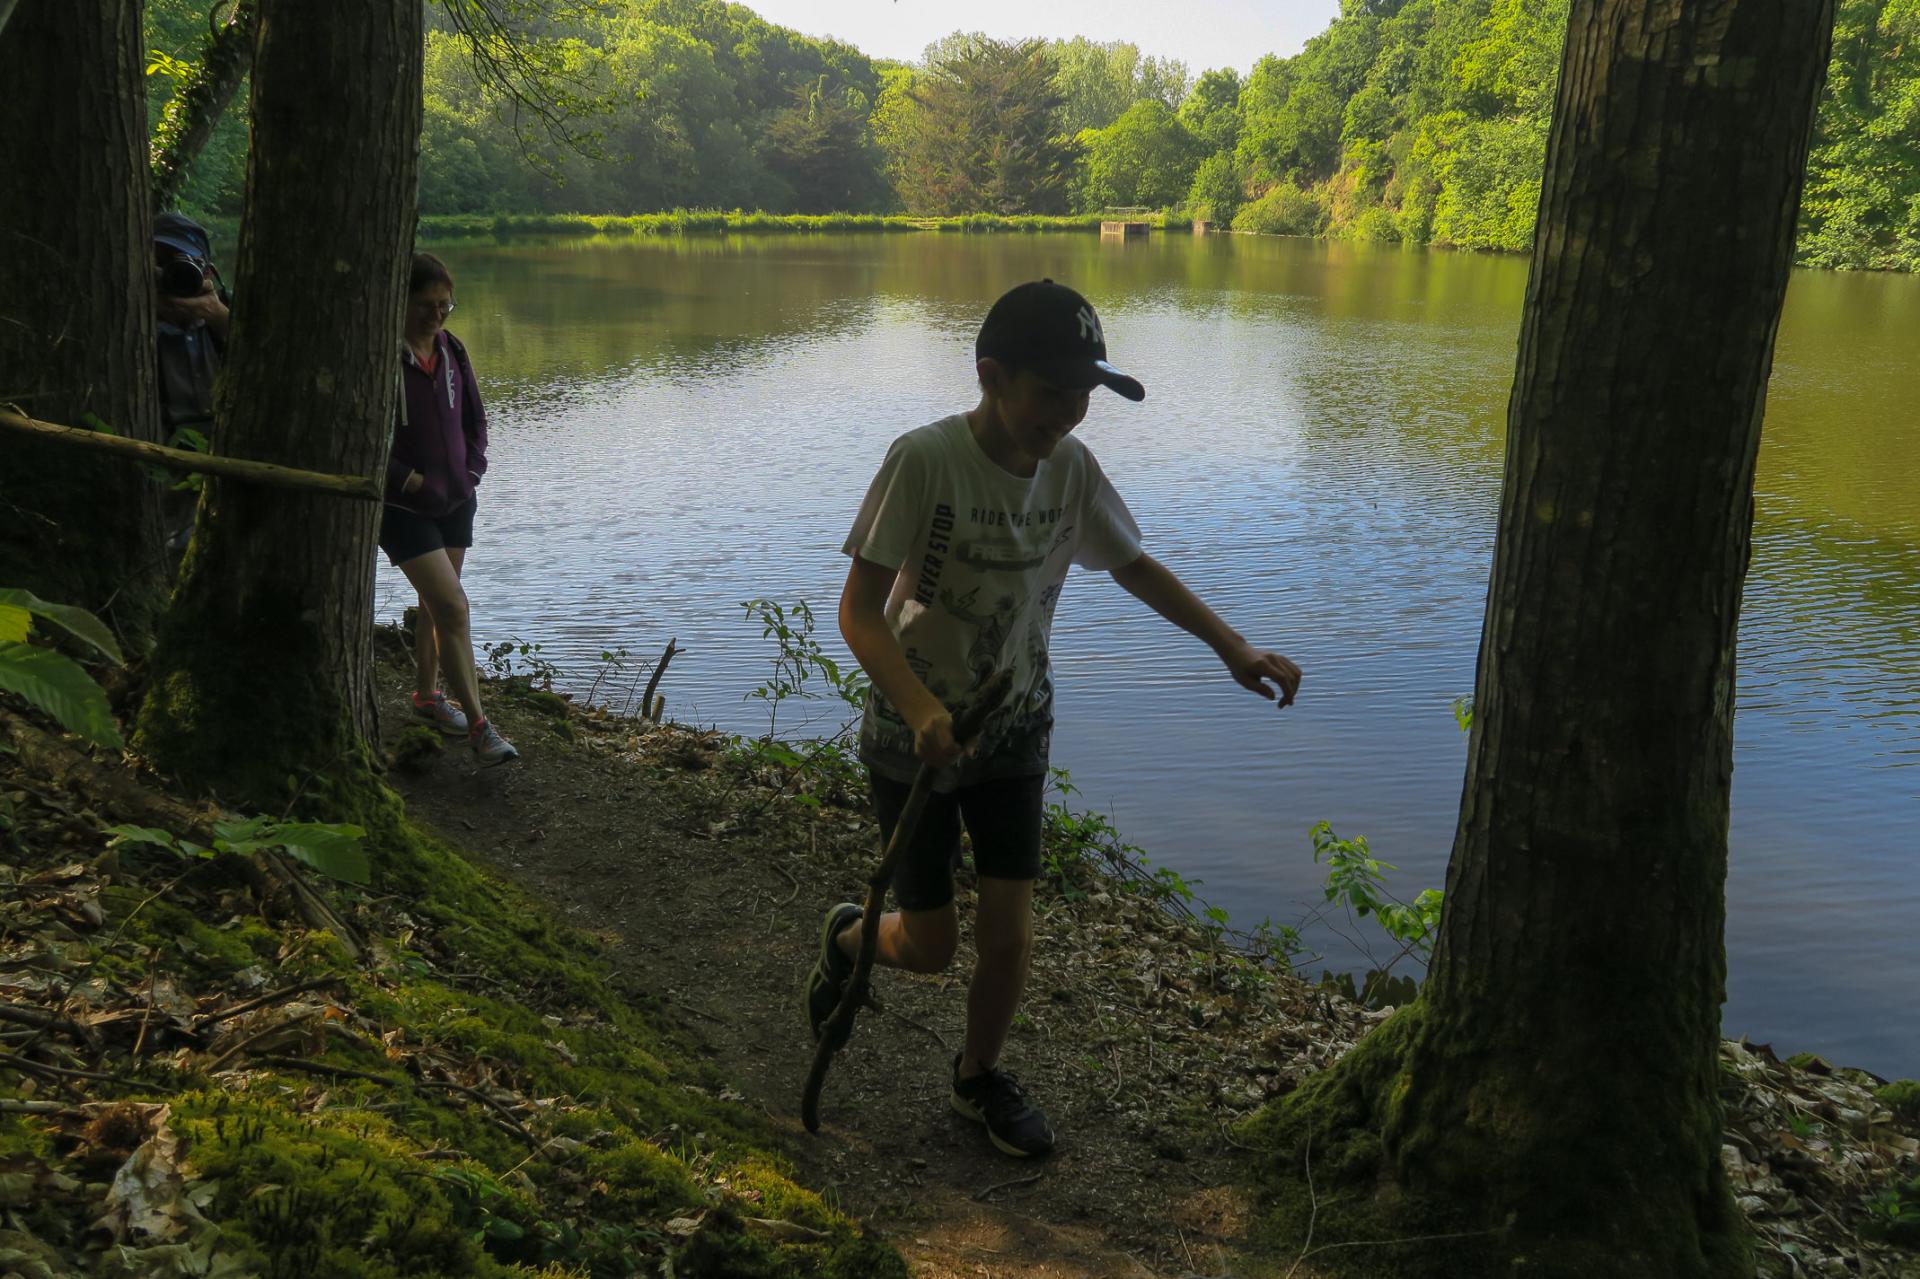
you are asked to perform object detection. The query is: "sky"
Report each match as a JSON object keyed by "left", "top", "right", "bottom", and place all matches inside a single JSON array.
[{"left": 736, "top": 0, "right": 1345, "bottom": 76}]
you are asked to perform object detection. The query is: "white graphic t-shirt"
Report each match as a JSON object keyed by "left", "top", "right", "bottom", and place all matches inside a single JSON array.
[{"left": 843, "top": 413, "right": 1144, "bottom": 787}]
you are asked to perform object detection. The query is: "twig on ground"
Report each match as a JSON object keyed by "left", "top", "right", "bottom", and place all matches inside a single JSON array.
[
  {"left": 0, "top": 1098, "right": 81, "bottom": 1115},
  {"left": 131, "top": 949, "right": 161, "bottom": 1059},
  {"left": 416, "top": 1077, "right": 540, "bottom": 1148},
  {"left": 973, "top": 1170, "right": 1045, "bottom": 1201},
  {"left": 0, "top": 1050, "right": 167, "bottom": 1090},
  {"left": 1285, "top": 1127, "right": 1318, "bottom": 1279},
  {"left": 770, "top": 860, "right": 801, "bottom": 906},
  {"left": 204, "top": 1010, "right": 320, "bottom": 1072},
  {"left": 193, "top": 976, "right": 341, "bottom": 1032},
  {"left": 253, "top": 1055, "right": 401, "bottom": 1087},
  {"left": 876, "top": 1001, "right": 951, "bottom": 1053}
]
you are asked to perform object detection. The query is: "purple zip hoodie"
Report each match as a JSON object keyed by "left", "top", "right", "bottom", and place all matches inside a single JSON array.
[{"left": 387, "top": 329, "right": 488, "bottom": 516}]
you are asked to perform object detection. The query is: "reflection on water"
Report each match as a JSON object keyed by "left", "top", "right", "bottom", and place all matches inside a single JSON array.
[{"left": 381, "top": 233, "right": 1920, "bottom": 1076}]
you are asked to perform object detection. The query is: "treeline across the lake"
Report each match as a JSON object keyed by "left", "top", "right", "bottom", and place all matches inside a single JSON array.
[{"left": 149, "top": 0, "right": 1919, "bottom": 269}]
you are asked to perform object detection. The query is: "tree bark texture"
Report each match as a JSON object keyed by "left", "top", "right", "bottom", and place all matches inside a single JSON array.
[
  {"left": 0, "top": 0, "right": 166, "bottom": 640},
  {"left": 150, "top": 0, "right": 258, "bottom": 212},
  {"left": 138, "top": 0, "right": 422, "bottom": 805},
  {"left": 1252, "top": 2, "right": 1836, "bottom": 1275}
]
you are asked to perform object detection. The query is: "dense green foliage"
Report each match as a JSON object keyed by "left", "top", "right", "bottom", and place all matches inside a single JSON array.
[{"left": 147, "top": 0, "right": 1920, "bottom": 268}]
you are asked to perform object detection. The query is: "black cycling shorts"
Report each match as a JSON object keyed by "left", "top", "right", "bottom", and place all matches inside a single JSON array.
[
  {"left": 869, "top": 770, "right": 1046, "bottom": 912},
  {"left": 379, "top": 497, "right": 476, "bottom": 567}
]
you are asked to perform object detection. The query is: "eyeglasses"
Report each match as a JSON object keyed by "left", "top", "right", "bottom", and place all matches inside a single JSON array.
[{"left": 412, "top": 299, "right": 455, "bottom": 316}]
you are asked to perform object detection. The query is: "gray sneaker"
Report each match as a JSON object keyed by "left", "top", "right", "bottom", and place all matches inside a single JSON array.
[
  {"left": 411, "top": 690, "right": 469, "bottom": 736},
  {"left": 468, "top": 718, "right": 519, "bottom": 765}
]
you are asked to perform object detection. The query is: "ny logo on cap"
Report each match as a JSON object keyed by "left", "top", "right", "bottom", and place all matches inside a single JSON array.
[{"left": 1076, "top": 305, "right": 1103, "bottom": 346}]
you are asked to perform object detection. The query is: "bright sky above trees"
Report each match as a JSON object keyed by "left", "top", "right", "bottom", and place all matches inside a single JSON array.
[{"left": 737, "top": 0, "right": 1342, "bottom": 73}]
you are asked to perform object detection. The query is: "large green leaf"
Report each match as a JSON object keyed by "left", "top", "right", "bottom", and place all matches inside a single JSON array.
[
  {"left": 273, "top": 822, "right": 371, "bottom": 886},
  {"left": 0, "top": 605, "right": 29, "bottom": 645},
  {"left": 0, "top": 589, "right": 123, "bottom": 664},
  {"left": 103, "top": 824, "right": 185, "bottom": 855},
  {"left": 0, "top": 641, "right": 124, "bottom": 749}
]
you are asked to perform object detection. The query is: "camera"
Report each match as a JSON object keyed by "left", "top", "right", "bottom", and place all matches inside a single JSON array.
[{"left": 159, "top": 255, "right": 208, "bottom": 298}]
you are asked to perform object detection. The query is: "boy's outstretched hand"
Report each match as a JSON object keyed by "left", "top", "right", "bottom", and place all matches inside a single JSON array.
[{"left": 1223, "top": 642, "right": 1302, "bottom": 708}]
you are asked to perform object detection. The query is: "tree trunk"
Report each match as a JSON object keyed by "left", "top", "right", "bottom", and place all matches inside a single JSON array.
[
  {"left": 0, "top": 0, "right": 166, "bottom": 641},
  {"left": 150, "top": 0, "right": 258, "bottom": 212},
  {"left": 1248, "top": 2, "right": 1836, "bottom": 1274},
  {"left": 137, "top": 0, "right": 422, "bottom": 807}
]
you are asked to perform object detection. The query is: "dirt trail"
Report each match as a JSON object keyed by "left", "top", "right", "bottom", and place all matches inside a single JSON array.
[{"left": 377, "top": 664, "right": 1295, "bottom": 1279}]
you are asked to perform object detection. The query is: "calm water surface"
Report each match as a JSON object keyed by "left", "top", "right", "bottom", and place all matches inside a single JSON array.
[{"left": 380, "top": 233, "right": 1920, "bottom": 1077}]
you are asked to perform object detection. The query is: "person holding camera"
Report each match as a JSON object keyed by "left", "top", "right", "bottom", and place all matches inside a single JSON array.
[
  {"left": 382, "top": 252, "right": 518, "bottom": 765},
  {"left": 153, "top": 212, "right": 229, "bottom": 561}
]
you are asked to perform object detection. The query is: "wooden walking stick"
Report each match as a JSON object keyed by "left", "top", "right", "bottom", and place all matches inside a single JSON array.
[{"left": 801, "top": 667, "right": 1014, "bottom": 1134}]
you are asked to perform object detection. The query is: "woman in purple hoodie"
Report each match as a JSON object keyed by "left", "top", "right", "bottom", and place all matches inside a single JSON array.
[{"left": 381, "top": 252, "right": 517, "bottom": 763}]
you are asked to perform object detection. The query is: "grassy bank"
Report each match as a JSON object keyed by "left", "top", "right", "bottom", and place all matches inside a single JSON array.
[
  {"left": 0, "top": 680, "right": 902, "bottom": 1278},
  {"left": 417, "top": 209, "right": 1193, "bottom": 241}
]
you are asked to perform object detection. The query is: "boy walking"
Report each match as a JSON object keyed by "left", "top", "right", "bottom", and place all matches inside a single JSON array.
[{"left": 807, "top": 280, "right": 1302, "bottom": 1157}]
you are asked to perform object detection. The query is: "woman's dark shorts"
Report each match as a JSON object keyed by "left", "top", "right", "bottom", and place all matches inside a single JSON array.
[
  {"left": 869, "top": 770, "right": 1046, "bottom": 911},
  {"left": 379, "top": 498, "right": 476, "bottom": 567}
]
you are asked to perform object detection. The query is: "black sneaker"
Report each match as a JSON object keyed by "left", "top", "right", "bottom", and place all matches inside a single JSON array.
[
  {"left": 950, "top": 1055, "right": 1055, "bottom": 1158},
  {"left": 805, "top": 903, "right": 862, "bottom": 1050}
]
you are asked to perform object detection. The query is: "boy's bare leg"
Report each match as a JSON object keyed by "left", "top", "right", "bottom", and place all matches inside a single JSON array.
[
  {"left": 959, "top": 876, "right": 1033, "bottom": 1076},
  {"left": 837, "top": 901, "right": 957, "bottom": 975}
]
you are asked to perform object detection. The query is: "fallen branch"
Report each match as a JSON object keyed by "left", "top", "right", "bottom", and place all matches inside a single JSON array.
[
  {"left": 800, "top": 668, "right": 1012, "bottom": 1134},
  {"left": 640, "top": 637, "right": 680, "bottom": 723},
  {"left": 0, "top": 407, "right": 381, "bottom": 501},
  {"left": 192, "top": 976, "right": 342, "bottom": 1032},
  {"left": 416, "top": 1077, "right": 540, "bottom": 1148},
  {"left": 204, "top": 1008, "right": 321, "bottom": 1072},
  {"left": 0, "top": 1003, "right": 93, "bottom": 1044},
  {"left": 0, "top": 1098, "right": 81, "bottom": 1115},
  {"left": 253, "top": 1054, "right": 401, "bottom": 1087}
]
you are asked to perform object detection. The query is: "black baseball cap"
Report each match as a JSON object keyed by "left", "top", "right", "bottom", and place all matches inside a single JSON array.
[
  {"left": 975, "top": 280, "right": 1145, "bottom": 402},
  {"left": 153, "top": 211, "right": 213, "bottom": 260}
]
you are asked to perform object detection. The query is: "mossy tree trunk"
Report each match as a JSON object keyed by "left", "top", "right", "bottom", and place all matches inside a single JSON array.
[
  {"left": 1249, "top": 2, "right": 1836, "bottom": 1274},
  {"left": 138, "top": 0, "right": 422, "bottom": 808},
  {"left": 0, "top": 0, "right": 166, "bottom": 641},
  {"left": 150, "top": 0, "right": 258, "bottom": 212}
]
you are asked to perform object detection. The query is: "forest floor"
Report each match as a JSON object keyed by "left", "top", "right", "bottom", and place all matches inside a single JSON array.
[
  {"left": 3, "top": 630, "right": 1915, "bottom": 1278},
  {"left": 374, "top": 639, "right": 1920, "bottom": 1279},
  {"left": 375, "top": 640, "right": 1372, "bottom": 1279}
]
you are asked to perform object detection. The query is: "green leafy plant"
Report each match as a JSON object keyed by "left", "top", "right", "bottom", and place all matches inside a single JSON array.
[
  {"left": 740, "top": 597, "right": 868, "bottom": 734},
  {"left": 481, "top": 635, "right": 561, "bottom": 688},
  {"left": 1860, "top": 1179, "right": 1920, "bottom": 1246},
  {"left": 720, "top": 599, "right": 872, "bottom": 821},
  {"left": 1310, "top": 821, "right": 1444, "bottom": 959},
  {"left": 0, "top": 587, "right": 126, "bottom": 749},
  {"left": 106, "top": 815, "right": 371, "bottom": 886}
]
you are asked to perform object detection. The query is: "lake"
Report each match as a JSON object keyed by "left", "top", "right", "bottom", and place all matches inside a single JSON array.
[{"left": 379, "top": 231, "right": 1920, "bottom": 1078}]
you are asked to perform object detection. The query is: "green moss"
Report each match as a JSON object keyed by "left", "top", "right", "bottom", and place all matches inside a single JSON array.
[
  {"left": 393, "top": 724, "right": 444, "bottom": 772},
  {"left": 105, "top": 886, "right": 280, "bottom": 981},
  {"left": 1877, "top": 1079, "right": 1920, "bottom": 1122},
  {"left": 7, "top": 706, "right": 899, "bottom": 1277},
  {"left": 522, "top": 690, "right": 571, "bottom": 719},
  {"left": 172, "top": 1089, "right": 504, "bottom": 1279},
  {"left": 1236, "top": 999, "right": 1749, "bottom": 1277}
]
